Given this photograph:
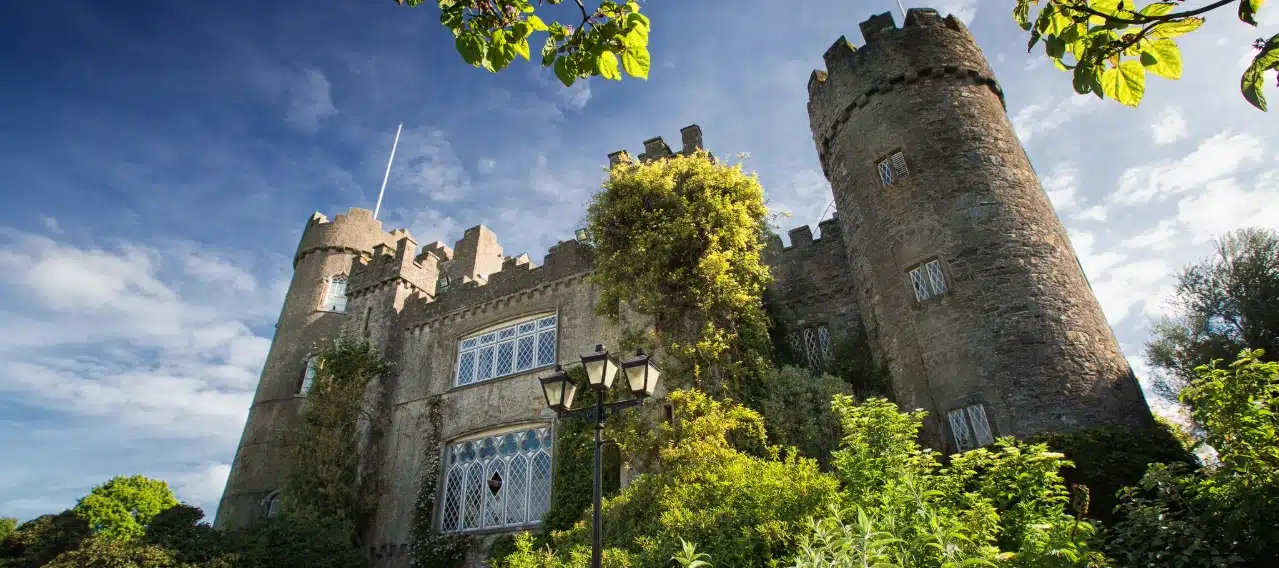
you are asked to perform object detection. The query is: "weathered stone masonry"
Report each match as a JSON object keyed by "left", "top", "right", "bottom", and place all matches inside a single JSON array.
[{"left": 215, "top": 7, "right": 1155, "bottom": 566}]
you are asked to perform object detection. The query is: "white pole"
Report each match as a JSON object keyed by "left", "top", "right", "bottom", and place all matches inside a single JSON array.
[
  {"left": 373, "top": 123, "right": 402, "bottom": 221},
  {"left": 895, "top": 0, "right": 907, "bottom": 18}
]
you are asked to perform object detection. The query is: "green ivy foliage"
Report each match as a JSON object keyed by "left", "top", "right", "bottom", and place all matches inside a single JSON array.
[
  {"left": 408, "top": 395, "right": 473, "bottom": 568},
  {"left": 541, "top": 416, "right": 621, "bottom": 536},
  {"left": 281, "top": 338, "right": 391, "bottom": 534},
  {"left": 41, "top": 535, "right": 178, "bottom": 568},
  {"left": 506, "top": 390, "right": 840, "bottom": 568},
  {"left": 587, "top": 151, "right": 773, "bottom": 395},
  {"left": 792, "top": 396, "right": 1107, "bottom": 568},
  {"left": 395, "top": 0, "right": 651, "bottom": 87},
  {"left": 743, "top": 365, "right": 852, "bottom": 469},
  {"left": 1013, "top": 0, "right": 1278, "bottom": 110}
]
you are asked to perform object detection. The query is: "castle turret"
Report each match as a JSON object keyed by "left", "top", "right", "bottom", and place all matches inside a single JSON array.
[
  {"left": 214, "top": 207, "right": 399, "bottom": 529},
  {"left": 807, "top": 8, "right": 1152, "bottom": 451}
]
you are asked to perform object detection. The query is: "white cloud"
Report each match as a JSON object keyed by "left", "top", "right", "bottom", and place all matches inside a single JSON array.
[
  {"left": 284, "top": 68, "right": 338, "bottom": 133},
  {"left": 1175, "top": 171, "right": 1279, "bottom": 242},
  {"left": 1012, "top": 94, "right": 1098, "bottom": 144},
  {"left": 1110, "top": 131, "right": 1266, "bottom": 205},
  {"left": 1042, "top": 163, "right": 1080, "bottom": 212},
  {"left": 39, "top": 215, "right": 62, "bottom": 235},
  {"left": 1150, "top": 106, "right": 1188, "bottom": 145},
  {"left": 389, "top": 126, "right": 472, "bottom": 203},
  {"left": 557, "top": 81, "right": 592, "bottom": 111},
  {"left": 1120, "top": 219, "right": 1180, "bottom": 251},
  {"left": 933, "top": 0, "right": 978, "bottom": 23},
  {"left": 1073, "top": 204, "right": 1109, "bottom": 222},
  {"left": 171, "top": 463, "right": 232, "bottom": 509},
  {"left": 477, "top": 157, "right": 497, "bottom": 175}
]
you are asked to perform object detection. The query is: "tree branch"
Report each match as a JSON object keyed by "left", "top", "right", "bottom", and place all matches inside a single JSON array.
[{"left": 1059, "top": 0, "right": 1236, "bottom": 26}]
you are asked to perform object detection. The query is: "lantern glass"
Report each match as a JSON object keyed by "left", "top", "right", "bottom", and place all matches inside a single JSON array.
[
  {"left": 539, "top": 367, "right": 576, "bottom": 412},
  {"left": 581, "top": 344, "right": 618, "bottom": 390},
  {"left": 622, "top": 349, "right": 661, "bottom": 399},
  {"left": 574, "top": 228, "right": 588, "bottom": 242}
]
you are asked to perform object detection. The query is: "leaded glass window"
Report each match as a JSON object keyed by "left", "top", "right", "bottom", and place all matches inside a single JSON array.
[
  {"left": 909, "top": 267, "right": 931, "bottom": 301},
  {"left": 877, "top": 159, "right": 894, "bottom": 186},
  {"left": 298, "top": 356, "right": 317, "bottom": 395},
  {"left": 456, "top": 314, "right": 557, "bottom": 387},
  {"left": 320, "top": 275, "right": 348, "bottom": 312},
  {"left": 787, "top": 332, "right": 803, "bottom": 361},
  {"left": 439, "top": 426, "right": 553, "bottom": 533},
  {"left": 890, "top": 151, "right": 908, "bottom": 179},
  {"left": 817, "top": 325, "right": 832, "bottom": 360},
  {"left": 803, "top": 328, "right": 820, "bottom": 371},
  {"left": 925, "top": 260, "right": 947, "bottom": 296},
  {"left": 877, "top": 150, "right": 908, "bottom": 186},
  {"left": 947, "top": 403, "right": 994, "bottom": 453}
]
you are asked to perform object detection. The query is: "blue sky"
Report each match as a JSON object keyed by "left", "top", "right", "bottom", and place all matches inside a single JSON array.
[{"left": 1, "top": 0, "right": 1277, "bottom": 523}]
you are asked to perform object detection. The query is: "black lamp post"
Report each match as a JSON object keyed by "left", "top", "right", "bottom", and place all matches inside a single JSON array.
[{"left": 539, "top": 344, "right": 661, "bottom": 568}]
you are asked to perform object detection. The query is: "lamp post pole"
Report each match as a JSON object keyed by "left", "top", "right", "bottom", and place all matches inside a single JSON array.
[{"left": 539, "top": 344, "right": 662, "bottom": 568}]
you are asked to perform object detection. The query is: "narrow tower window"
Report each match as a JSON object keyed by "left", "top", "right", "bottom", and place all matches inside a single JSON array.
[
  {"left": 803, "top": 327, "right": 820, "bottom": 372},
  {"left": 907, "top": 258, "right": 949, "bottom": 303},
  {"left": 947, "top": 403, "right": 995, "bottom": 453},
  {"left": 876, "top": 150, "right": 909, "bottom": 186},
  {"left": 817, "top": 325, "right": 832, "bottom": 360},
  {"left": 321, "top": 275, "right": 348, "bottom": 312},
  {"left": 263, "top": 491, "right": 281, "bottom": 518},
  {"left": 298, "top": 356, "right": 318, "bottom": 395},
  {"left": 362, "top": 306, "right": 373, "bottom": 338}
]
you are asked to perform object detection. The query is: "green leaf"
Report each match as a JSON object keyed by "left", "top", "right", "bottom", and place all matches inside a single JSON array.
[
  {"left": 455, "top": 31, "right": 486, "bottom": 66},
  {"left": 1139, "top": 2, "right": 1177, "bottom": 17},
  {"left": 598, "top": 51, "right": 622, "bottom": 80},
  {"left": 1241, "top": 34, "right": 1279, "bottom": 111},
  {"left": 1102, "top": 59, "right": 1146, "bottom": 106},
  {"left": 1045, "top": 35, "right": 1066, "bottom": 59},
  {"left": 1073, "top": 61, "right": 1105, "bottom": 96},
  {"left": 527, "top": 14, "right": 549, "bottom": 32},
  {"left": 1014, "top": 0, "right": 1033, "bottom": 30},
  {"left": 1141, "top": 38, "right": 1182, "bottom": 79},
  {"left": 513, "top": 38, "right": 531, "bottom": 61},
  {"left": 554, "top": 56, "right": 576, "bottom": 87},
  {"left": 1150, "top": 17, "right": 1205, "bottom": 39},
  {"left": 1091, "top": 0, "right": 1123, "bottom": 16},
  {"left": 621, "top": 46, "right": 651, "bottom": 79},
  {"left": 1027, "top": 27, "right": 1043, "bottom": 52},
  {"left": 541, "top": 37, "right": 558, "bottom": 66},
  {"left": 1240, "top": 0, "right": 1265, "bottom": 25},
  {"left": 511, "top": 22, "right": 532, "bottom": 41}
]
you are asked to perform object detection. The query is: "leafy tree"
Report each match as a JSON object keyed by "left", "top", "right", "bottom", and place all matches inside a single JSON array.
[
  {"left": 792, "top": 396, "right": 1106, "bottom": 568},
  {"left": 587, "top": 150, "right": 773, "bottom": 394},
  {"left": 394, "top": 0, "right": 651, "bottom": 86},
  {"left": 0, "top": 519, "right": 13, "bottom": 543},
  {"left": 224, "top": 514, "right": 366, "bottom": 568},
  {"left": 1013, "top": 0, "right": 1279, "bottom": 110},
  {"left": 1146, "top": 228, "right": 1279, "bottom": 400},
  {"left": 141, "top": 505, "right": 224, "bottom": 565},
  {"left": 41, "top": 535, "right": 177, "bottom": 568},
  {"left": 73, "top": 476, "right": 179, "bottom": 542},
  {"left": 745, "top": 365, "right": 853, "bottom": 468},
  {"left": 0, "top": 510, "right": 91, "bottom": 568},
  {"left": 1107, "top": 350, "right": 1279, "bottom": 566}
]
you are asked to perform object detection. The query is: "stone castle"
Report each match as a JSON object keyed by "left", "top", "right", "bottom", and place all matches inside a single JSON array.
[{"left": 214, "top": 8, "right": 1153, "bottom": 565}]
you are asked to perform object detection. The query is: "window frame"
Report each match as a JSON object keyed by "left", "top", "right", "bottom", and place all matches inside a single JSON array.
[
  {"left": 297, "top": 355, "right": 318, "bottom": 396},
  {"left": 946, "top": 403, "right": 995, "bottom": 453},
  {"left": 876, "top": 149, "right": 909, "bottom": 186},
  {"left": 319, "top": 275, "right": 349, "bottom": 313},
  {"left": 453, "top": 313, "right": 558, "bottom": 388},
  {"left": 436, "top": 424, "right": 554, "bottom": 534},
  {"left": 907, "top": 258, "right": 949, "bottom": 304}
]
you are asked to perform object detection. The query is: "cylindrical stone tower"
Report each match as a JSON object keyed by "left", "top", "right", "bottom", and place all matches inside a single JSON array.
[
  {"left": 806, "top": 8, "right": 1152, "bottom": 451},
  {"left": 214, "top": 207, "right": 398, "bottom": 529}
]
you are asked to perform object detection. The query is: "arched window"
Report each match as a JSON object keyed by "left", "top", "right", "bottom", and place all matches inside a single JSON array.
[
  {"left": 297, "top": 356, "right": 318, "bottom": 395},
  {"left": 455, "top": 313, "right": 557, "bottom": 387},
  {"left": 438, "top": 425, "right": 553, "bottom": 533},
  {"left": 263, "top": 490, "right": 281, "bottom": 518},
  {"left": 320, "top": 275, "right": 348, "bottom": 313}
]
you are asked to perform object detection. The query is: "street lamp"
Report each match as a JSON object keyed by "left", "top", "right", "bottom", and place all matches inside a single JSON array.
[{"left": 538, "top": 344, "right": 661, "bottom": 568}]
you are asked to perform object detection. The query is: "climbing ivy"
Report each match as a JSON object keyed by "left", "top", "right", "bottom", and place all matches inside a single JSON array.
[
  {"left": 408, "top": 395, "right": 474, "bottom": 568},
  {"left": 586, "top": 150, "right": 773, "bottom": 395},
  {"left": 281, "top": 337, "right": 391, "bottom": 536}
]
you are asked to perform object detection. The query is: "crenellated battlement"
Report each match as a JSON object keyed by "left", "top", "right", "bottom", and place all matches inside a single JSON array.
[
  {"left": 608, "top": 124, "right": 707, "bottom": 166},
  {"left": 806, "top": 8, "right": 1006, "bottom": 178},
  {"left": 294, "top": 207, "right": 403, "bottom": 267}
]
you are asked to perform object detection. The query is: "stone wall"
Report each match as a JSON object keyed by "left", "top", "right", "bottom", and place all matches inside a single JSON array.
[
  {"left": 765, "top": 217, "right": 863, "bottom": 364},
  {"left": 806, "top": 8, "right": 1152, "bottom": 451}
]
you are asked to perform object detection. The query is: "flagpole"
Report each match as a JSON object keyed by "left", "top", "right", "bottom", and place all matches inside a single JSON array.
[
  {"left": 373, "top": 123, "right": 402, "bottom": 221},
  {"left": 895, "top": 0, "right": 907, "bottom": 18}
]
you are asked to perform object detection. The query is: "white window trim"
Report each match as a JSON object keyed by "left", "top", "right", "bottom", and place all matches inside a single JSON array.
[
  {"left": 909, "top": 259, "right": 948, "bottom": 303},
  {"left": 298, "top": 356, "right": 318, "bottom": 395},
  {"left": 876, "top": 150, "right": 908, "bottom": 186},
  {"left": 319, "top": 275, "right": 349, "bottom": 313},
  {"left": 454, "top": 313, "right": 558, "bottom": 388}
]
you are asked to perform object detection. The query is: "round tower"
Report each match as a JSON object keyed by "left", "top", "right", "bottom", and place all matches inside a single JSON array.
[
  {"left": 806, "top": 8, "right": 1152, "bottom": 452},
  {"left": 214, "top": 207, "right": 399, "bottom": 529}
]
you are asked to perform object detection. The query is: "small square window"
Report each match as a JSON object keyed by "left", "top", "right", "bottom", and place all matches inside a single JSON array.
[
  {"left": 908, "top": 259, "right": 948, "bottom": 303},
  {"left": 876, "top": 151, "right": 908, "bottom": 186},
  {"left": 947, "top": 403, "right": 995, "bottom": 453}
]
